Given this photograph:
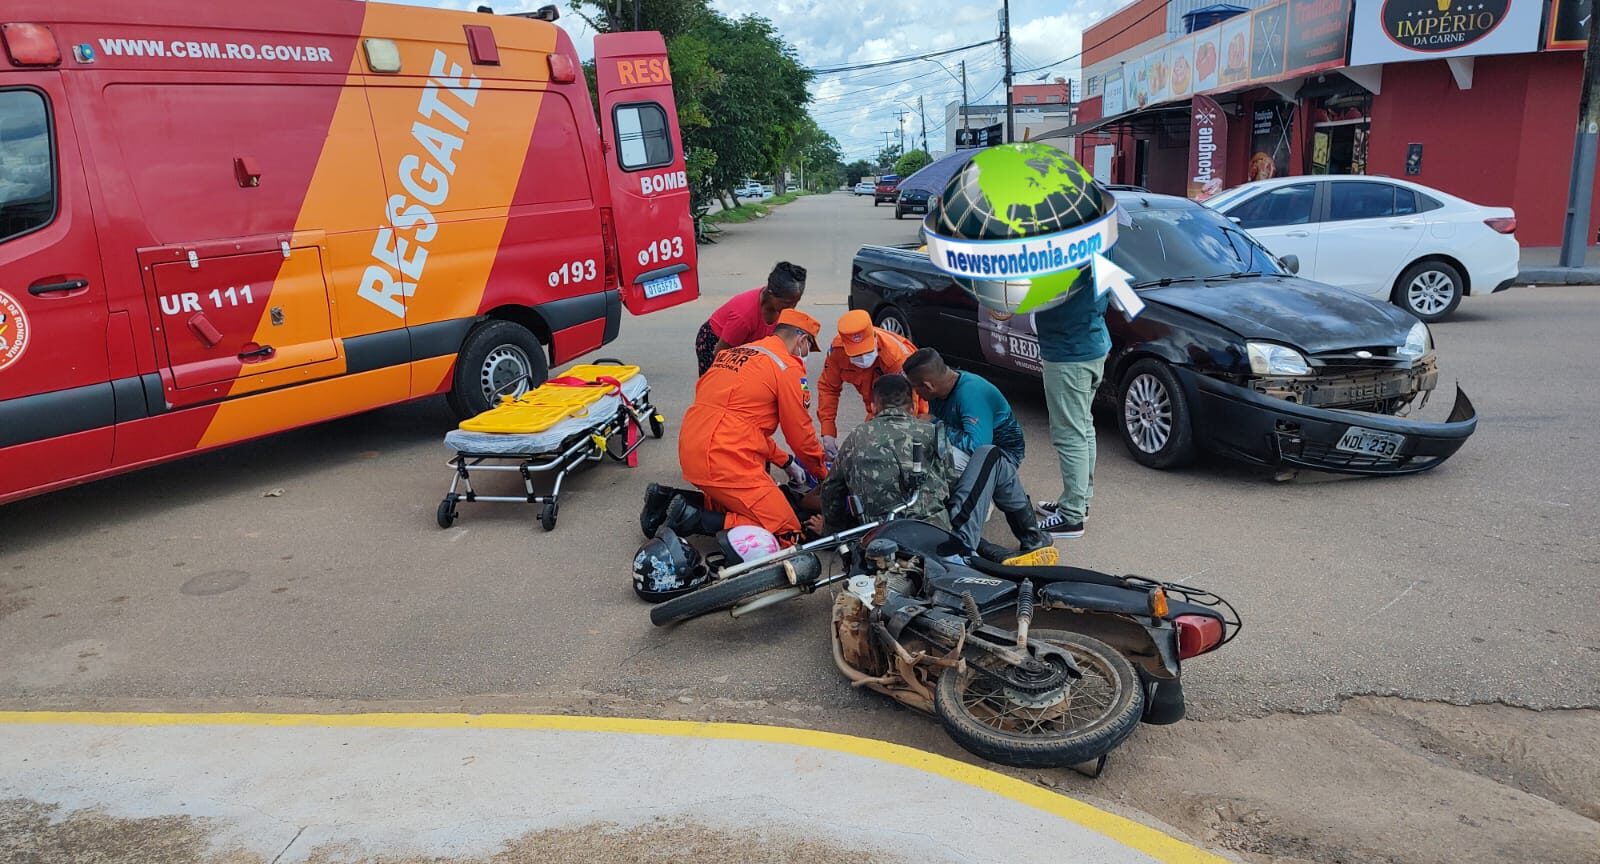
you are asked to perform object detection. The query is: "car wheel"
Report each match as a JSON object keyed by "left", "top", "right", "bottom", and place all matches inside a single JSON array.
[
  {"left": 1117, "top": 359, "right": 1195, "bottom": 470},
  {"left": 446, "top": 319, "right": 548, "bottom": 420},
  {"left": 874, "top": 199, "right": 880, "bottom": 207},
  {"left": 895, "top": 208, "right": 905, "bottom": 219},
  {"left": 1394, "top": 260, "right": 1463, "bottom": 322},
  {"left": 873, "top": 305, "right": 913, "bottom": 342}
]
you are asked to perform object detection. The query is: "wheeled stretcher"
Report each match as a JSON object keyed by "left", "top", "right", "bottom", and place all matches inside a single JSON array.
[{"left": 438, "top": 360, "right": 664, "bottom": 531}]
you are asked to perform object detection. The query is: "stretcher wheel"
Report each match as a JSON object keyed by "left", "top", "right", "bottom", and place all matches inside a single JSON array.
[
  {"left": 437, "top": 497, "right": 458, "bottom": 529},
  {"left": 649, "top": 414, "right": 665, "bottom": 439},
  {"left": 540, "top": 502, "right": 559, "bottom": 532}
]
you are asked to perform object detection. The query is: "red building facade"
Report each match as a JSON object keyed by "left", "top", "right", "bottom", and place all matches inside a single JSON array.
[{"left": 1069, "top": 0, "right": 1593, "bottom": 246}]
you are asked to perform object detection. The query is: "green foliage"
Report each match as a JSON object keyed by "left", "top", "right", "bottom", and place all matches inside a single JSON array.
[
  {"left": 875, "top": 142, "right": 903, "bottom": 173},
  {"left": 704, "top": 190, "right": 808, "bottom": 225},
  {"left": 844, "top": 160, "right": 874, "bottom": 185},
  {"left": 894, "top": 149, "right": 933, "bottom": 177}
]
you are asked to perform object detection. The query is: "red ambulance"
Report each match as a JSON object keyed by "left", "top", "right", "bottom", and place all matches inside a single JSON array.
[{"left": 0, "top": 1, "right": 698, "bottom": 505}]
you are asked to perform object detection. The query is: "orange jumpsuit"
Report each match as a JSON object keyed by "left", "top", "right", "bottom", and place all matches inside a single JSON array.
[
  {"left": 679, "top": 336, "right": 829, "bottom": 543},
  {"left": 816, "top": 327, "right": 926, "bottom": 438}
]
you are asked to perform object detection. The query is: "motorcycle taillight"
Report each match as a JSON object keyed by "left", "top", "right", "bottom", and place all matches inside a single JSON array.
[{"left": 1174, "top": 614, "right": 1224, "bottom": 659}]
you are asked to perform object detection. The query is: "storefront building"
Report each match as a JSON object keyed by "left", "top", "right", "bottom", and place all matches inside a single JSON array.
[{"left": 1060, "top": 0, "right": 1598, "bottom": 246}]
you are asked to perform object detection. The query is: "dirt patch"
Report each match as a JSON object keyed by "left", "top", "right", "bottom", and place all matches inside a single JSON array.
[
  {"left": 1050, "top": 697, "right": 1600, "bottom": 864},
  {"left": 0, "top": 799, "right": 255, "bottom": 864},
  {"left": 299, "top": 821, "right": 913, "bottom": 864}
]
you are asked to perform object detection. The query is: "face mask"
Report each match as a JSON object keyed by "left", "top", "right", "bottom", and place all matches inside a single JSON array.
[{"left": 849, "top": 349, "right": 879, "bottom": 369}]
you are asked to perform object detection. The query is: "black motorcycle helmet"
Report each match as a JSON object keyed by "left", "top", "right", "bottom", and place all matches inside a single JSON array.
[{"left": 632, "top": 527, "right": 710, "bottom": 603}]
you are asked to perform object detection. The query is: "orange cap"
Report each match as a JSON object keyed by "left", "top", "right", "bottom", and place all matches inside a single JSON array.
[
  {"left": 836, "top": 309, "right": 879, "bottom": 357},
  {"left": 776, "top": 308, "right": 821, "bottom": 349}
]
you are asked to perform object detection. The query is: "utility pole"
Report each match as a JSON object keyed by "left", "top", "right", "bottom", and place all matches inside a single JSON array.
[
  {"left": 633, "top": 0, "right": 641, "bottom": 32},
  {"left": 960, "top": 60, "right": 969, "bottom": 131},
  {"left": 1002, "top": 0, "right": 1015, "bottom": 144},
  {"left": 918, "top": 95, "right": 928, "bottom": 153},
  {"left": 894, "top": 109, "right": 909, "bottom": 155},
  {"left": 1559, "top": 11, "right": 1600, "bottom": 266}
]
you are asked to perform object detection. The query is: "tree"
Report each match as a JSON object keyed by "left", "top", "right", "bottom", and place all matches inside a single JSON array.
[
  {"left": 844, "top": 160, "right": 874, "bottom": 185},
  {"left": 894, "top": 149, "right": 933, "bottom": 177},
  {"left": 875, "top": 142, "right": 903, "bottom": 173}
]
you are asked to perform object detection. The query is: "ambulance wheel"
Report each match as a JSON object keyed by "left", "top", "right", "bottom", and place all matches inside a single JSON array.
[
  {"left": 649, "top": 414, "right": 665, "bottom": 438},
  {"left": 447, "top": 320, "right": 548, "bottom": 420},
  {"left": 437, "top": 497, "right": 458, "bottom": 529},
  {"left": 540, "top": 502, "right": 559, "bottom": 532}
]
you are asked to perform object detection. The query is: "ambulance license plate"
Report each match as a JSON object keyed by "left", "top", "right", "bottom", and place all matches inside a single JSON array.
[
  {"left": 643, "top": 274, "right": 683, "bottom": 299},
  {"left": 1335, "top": 426, "right": 1404, "bottom": 458}
]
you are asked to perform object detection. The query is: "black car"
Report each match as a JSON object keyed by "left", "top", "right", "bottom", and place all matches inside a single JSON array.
[
  {"left": 895, "top": 187, "right": 931, "bottom": 219},
  {"left": 849, "top": 191, "right": 1478, "bottom": 475}
]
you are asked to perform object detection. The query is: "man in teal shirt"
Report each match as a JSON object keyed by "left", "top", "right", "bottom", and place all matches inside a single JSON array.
[
  {"left": 1030, "top": 275, "right": 1111, "bottom": 539},
  {"left": 903, "top": 348, "right": 1025, "bottom": 468}
]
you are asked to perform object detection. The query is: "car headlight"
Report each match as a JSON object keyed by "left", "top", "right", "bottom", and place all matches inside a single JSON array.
[
  {"left": 1397, "top": 322, "right": 1432, "bottom": 359},
  {"left": 1247, "top": 342, "right": 1311, "bottom": 376}
]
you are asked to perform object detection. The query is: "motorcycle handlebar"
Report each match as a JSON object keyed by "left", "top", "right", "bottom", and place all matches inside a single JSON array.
[{"left": 713, "top": 491, "right": 920, "bottom": 582}]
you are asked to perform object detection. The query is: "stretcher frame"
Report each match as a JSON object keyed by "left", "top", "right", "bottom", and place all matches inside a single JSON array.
[{"left": 437, "top": 361, "right": 664, "bottom": 532}]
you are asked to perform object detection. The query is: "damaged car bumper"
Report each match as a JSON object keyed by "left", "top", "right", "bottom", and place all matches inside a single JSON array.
[{"left": 1176, "top": 369, "right": 1478, "bottom": 475}]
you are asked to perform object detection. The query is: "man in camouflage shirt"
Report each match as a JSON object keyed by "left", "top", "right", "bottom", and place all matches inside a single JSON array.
[{"left": 818, "top": 374, "right": 1056, "bottom": 565}]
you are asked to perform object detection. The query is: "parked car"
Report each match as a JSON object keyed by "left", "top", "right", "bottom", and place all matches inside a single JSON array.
[
  {"left": 1203, "top": 176, "right": 1517, "bottom": 322},
  {"left": 850, "top": 191, "right": 1477, "bottom": 475},
  {"left": 854, "top": 181, "right": 875, "bottom": 196},
  {"left": 735, "top": 180, "right": 771, "bottom": 199},
  {"left": 895, "top": 187, "right": 931, "bottom": 219},
  {"left": 873, "top": 174, "right": 901, "bottom": 206}
]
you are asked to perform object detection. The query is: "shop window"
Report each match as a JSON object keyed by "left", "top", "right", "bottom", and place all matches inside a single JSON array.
[
  {"left": 1329, "top": 182, "right": 1397, "bottom": 222},
  {"left": 0, "top": 89, "right": 55, "bottom": 243},
  {"left": 1225, "top": 183, "right": 1315, "bottom": 229},
  {"left": 614, "top": 102, "right": 672, "bottom": 171}
]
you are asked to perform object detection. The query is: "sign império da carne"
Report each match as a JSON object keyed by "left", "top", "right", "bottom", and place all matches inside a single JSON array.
[{"left": 1349, "top": 0, "right": 1541, "bottom": 64}]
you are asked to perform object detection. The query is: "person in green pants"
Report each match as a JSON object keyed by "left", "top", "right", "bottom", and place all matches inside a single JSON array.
[{"left": 1031, "top": 279, "right": 1111, "bottom": 539}]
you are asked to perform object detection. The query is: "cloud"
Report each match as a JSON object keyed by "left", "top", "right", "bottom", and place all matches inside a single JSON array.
[{"left": 386, "top": 0, "right": 1130, "bottom": 159}]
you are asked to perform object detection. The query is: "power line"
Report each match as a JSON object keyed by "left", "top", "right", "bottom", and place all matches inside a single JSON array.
[{"left": 807, "top": 39, "right": 1000, "bottom": 75}]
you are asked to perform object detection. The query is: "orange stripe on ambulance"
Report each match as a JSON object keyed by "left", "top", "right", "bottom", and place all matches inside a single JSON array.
[{"left": 358, "top": 50, "right": 482, "bottom": 319}]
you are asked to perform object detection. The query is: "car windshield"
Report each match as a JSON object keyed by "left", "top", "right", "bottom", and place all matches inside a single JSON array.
[{"left": 1108, "top": 205, "right": 1286, "bottom": 286}]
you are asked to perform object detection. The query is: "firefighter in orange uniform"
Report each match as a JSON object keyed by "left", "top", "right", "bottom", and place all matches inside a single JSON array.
[
  {"left": 664, "top": 309, "right": 829, "bottom": 546},
  {"left": 817, "top": 310, "right": 925, "bottom": 457}
]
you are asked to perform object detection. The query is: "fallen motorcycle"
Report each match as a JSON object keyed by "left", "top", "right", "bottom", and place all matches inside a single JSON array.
[{"left": 647, "top": 513, "right": 1239, "bottom": 770}]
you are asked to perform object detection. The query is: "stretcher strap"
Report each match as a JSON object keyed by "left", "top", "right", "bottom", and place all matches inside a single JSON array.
[{"left": 544, "top": 375, "right": 624, "bottom": 396}]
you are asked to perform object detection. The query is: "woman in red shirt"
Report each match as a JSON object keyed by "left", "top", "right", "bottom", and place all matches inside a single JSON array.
[{"left": 694, "top": 261, "right": 807, "bottom": 376}]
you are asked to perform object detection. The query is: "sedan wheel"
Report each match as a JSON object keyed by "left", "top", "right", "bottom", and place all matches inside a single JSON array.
[
  {"left": 873, "top": 306, "right": 912, "bottom": 340},
  {"left": 1124, "top": 374, "right": 1172, "bottom": 455},
  {"left": 1396, "top": 260, "right": 1463, "bottom": 322},
  {"left": 1116, "top": 359, "right": 1195, "bottom": 470}
]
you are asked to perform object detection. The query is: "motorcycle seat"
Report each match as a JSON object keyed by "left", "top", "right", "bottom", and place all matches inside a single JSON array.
[{"left": 965, "top": 556, "right": 1130, "bottom": 588}]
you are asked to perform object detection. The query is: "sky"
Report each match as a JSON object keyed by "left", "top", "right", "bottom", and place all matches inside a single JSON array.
[{"left": 389, "top": 0, "right": 1126, "bottom": 161}]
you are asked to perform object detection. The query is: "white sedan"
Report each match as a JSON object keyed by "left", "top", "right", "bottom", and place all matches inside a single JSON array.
[
  {"left": 854, "top": 181, "right": 874, "bottom": 196},
  {"left": 1205, "top": 177, "right": 1518, "bottom": 321}
]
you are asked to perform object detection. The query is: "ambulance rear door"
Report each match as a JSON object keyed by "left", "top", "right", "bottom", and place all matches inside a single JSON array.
[{"left": 593, "top": 32, "right": 699, "bottom": 315}]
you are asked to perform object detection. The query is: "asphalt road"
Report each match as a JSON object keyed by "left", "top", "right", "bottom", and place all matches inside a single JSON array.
[{"left": 3, "top": 192, "right": 1597, "bottom": 724}]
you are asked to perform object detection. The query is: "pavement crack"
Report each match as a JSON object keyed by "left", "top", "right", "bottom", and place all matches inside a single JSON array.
[
  {"left": 617, "top": 640, "right": 667, "bottom": 668},
  {"left": 270, "top": 824, "right": 306, "bottom": 864}
]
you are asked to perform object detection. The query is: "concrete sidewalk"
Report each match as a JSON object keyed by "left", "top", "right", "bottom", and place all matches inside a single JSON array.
[
  {"left": 1516, "top": 245, "right": 1600, "bottom": 285},
  {"left": 0, "top": 711, "right": 1225, "bottom": 864}
]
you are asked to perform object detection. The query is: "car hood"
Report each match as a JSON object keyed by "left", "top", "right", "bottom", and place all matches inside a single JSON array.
[{"left": 1140, "top": 277, "right": 1414, "bottom": 354}]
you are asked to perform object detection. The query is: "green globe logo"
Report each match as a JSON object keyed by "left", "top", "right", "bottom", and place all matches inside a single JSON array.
[{"left": 926, "top": 143, "right": 1112, "bottom": 315}]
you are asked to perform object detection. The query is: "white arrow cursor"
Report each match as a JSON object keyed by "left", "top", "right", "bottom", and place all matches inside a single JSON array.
[{"left": 1092, "top": 252, "right": 1145, "bottom": 320}]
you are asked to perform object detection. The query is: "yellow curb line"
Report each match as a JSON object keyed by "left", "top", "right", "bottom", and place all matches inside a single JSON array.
[{"left": 0, "top": 710, "right": 1226, "bottom": 863}]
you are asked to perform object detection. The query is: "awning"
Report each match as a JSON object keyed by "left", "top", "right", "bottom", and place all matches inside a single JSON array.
[{"left": 1038, "top": 104, "right": 1191, "bottom": 139}]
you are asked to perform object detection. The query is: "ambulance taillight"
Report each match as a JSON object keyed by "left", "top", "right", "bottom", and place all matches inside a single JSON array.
[
  {"left": 598, "top": 208, "right": 621, "bottom": 291},
  {"left": 1, "top": 23, "right": 60, "bottom": 67}
]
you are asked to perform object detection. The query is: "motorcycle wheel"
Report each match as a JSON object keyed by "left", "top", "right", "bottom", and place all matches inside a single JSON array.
[
  {"left": 649, "top": 566, "right": 792, "bottom": 627},
  {"left": 933, "top": 629, "right": 1145, "bottom": 769}
]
